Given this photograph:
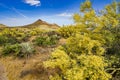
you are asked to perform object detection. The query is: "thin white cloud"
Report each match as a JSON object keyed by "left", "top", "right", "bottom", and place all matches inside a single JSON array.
[
  {"left": 0, "top": 3, "right": 28, "bottom": 18},
  {"left": 56, "top": 12, "right": 73, "bottom": 17},
  {"left": 24, "top": 0, "right": 41, "bottom": 6},
  {"left": 12, "top": 8, "right": 28, "bottom": 18}
]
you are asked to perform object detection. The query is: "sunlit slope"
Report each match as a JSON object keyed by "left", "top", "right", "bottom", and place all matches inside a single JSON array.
[{"left": 19, "top": 19, "right": 60, "bottom": 30}]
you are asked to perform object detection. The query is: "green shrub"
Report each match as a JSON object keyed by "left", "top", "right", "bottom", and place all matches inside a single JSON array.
[
  {"left": 0, "top": 35, "right": 7, "bottom": 45},
  {"left": 2, "top": 43, "right": 35, "bottom": 58},
  {"left": 6, "top": 37, "right": 17, "bottom": 44},
  {"left": 0, "top": 35, "right": 17, "bottom": 46},
  {"left": 2, "top": 44, "right": 21, "bottom": 56},
  {"left": 35, "top": 36, "right": 47, "bottom": 46},
  {"left": 35, "top": 35, "right": 58, "bottom": 47}
]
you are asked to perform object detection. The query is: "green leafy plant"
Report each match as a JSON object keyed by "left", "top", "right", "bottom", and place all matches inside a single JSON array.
[
  {"left": 2, "top": 42, "right": 35, "bottom": 58},
  {"left": 35, "top": 35, "right": 58, "bottom": 47},
  {"left": 0, "top": 35, "right": 7, "bottom": 45},
  {"left": 2, "top": 44, "right": 21, "bottom": 56}
]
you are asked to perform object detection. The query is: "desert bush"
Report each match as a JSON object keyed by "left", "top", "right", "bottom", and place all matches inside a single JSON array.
[
  {"left": 64, "top": 34, "right": 105, "bottom": 55},
  {"left": 35, "top": 35, "right": 58, "bottom": 47},
  {"left": 44, "top": 47, "right": 111, "bottom": 80},
  {"left": 43, "top": 0, "right": 120, "bottom": 79},
  {"left": 0, "top": 35, "right": 7, "bottom": 45},
  {"left": 29, "top": 28, "right": 45, "bottom": 36},
  {"left": 0, "top": 35, "right": 17, "bottom": 45},
  {"left": 100, "top": 2, "right": 120, "bottom": 79},
  {"left": 44, "top": 34, "right": 111, "bottom": 80},
  {"left": 58, "top": 25, "right": 80, "bottom": 38},
  {"left": 35, "top": 36, "right": 47, "bottom": 46},
  {"left": 2, "top": 44, "right": 21, "bottom": 56},
  {"left": 105, "top": 26, "right": 120, "bottom": 79},
  {"left": 0, "top": 28, "right": 29, "bottom": 44},
  {"left": 19, "top": 42, "right": 35, "bottom": 58},
  {"left": 2, "top": 42, "right": 35, "bottom": 58}
]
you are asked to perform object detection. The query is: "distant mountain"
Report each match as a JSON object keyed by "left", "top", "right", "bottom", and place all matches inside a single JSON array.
[
  {"left": 0, "top": 19, "right": 60, "bottom": 30},
  {"left": 21, "top": 19, "right": 60, "bottom": 29},
  {"left": 0, "top": 24, "right": 7, "bottom": 28}
]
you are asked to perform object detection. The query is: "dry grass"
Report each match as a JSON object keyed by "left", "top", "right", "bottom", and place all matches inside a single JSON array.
[
  {"left": 0, "top": 35, "right": 62, "bottom": 80},
  {"left": 0, "top": 47, "right": 55, "bottom": 80},
  {"left": 0, "top": 57, "right": 25, "bottom": 80},
  {"left": 0, "top": 63, "right": 7, "bottom": 80}
]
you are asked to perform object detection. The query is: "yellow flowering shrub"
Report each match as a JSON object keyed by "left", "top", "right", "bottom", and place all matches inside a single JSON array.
[
  {"left": 58, "top": 25, "right": 79, "bottom": 38},
  {"left": 80, "top": 0, "right": 92, "bottom": 12},
  {"left": 73, "top": 14, "right": 81, "bottom": 23},
  {"left": 44, "top": 47, "right": 111, "bottom": 80},
  {"left": 43, "top": 0, "right": 120, "bottom": 80},
  {"left": 65, "top": 34, "right": 105, "bottom": 55},
  {"left": 29, "top": 28, "right": 45, "bottom": 36},
  {"left": 44, "top": 32, "right": 111, "bottom": 79}
]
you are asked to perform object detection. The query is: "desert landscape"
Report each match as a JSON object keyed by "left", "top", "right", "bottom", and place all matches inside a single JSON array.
[{"left": 0, "top": 0, "right": 120, "bottom": 80}]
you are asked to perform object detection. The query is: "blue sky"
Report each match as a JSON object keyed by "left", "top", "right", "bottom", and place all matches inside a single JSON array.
[{"left": 0, "top": 0, "right": 114, "bottom": 26}]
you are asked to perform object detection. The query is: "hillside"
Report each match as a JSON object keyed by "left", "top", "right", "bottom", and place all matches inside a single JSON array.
[
  {"left": 20, "top": 19, "right": 60, "bottom": 30},
  {"left": 0, "top": 24, "right": 7, "bottom": 28},
  {"left": 0, "top": 19, "right": 60, "bottom": 30},
  {"left": 0, "top": 25, "right": 61, "bottom": 80}
]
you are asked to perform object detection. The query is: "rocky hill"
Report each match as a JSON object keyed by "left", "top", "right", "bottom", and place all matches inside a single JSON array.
[
  {"left": 20, "top": 19, "right": 60, "bottom": 30},
  {"left": 0, "top": 19, "right": 60, "bottom": 30}
]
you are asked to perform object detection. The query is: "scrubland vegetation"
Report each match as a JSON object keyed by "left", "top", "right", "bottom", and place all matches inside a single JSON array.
[{"left": 0, "top": 0, "right": 120, "bottom": 80}]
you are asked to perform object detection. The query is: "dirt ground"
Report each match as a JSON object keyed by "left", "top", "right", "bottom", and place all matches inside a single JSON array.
[
  {"left": 0, "top": 38, "right": 66, "bottom": 80},
  {"left": 0, "top": 47, "right": 53, "bottom": 80}
]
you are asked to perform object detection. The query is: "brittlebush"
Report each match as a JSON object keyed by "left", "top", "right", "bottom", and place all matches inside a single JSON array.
[
  {"left": 44, "top": 44, "right": 111, "bottom": 80},
  {"left": 44, "top": 34, "right": 111, "bottom": 80}
]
